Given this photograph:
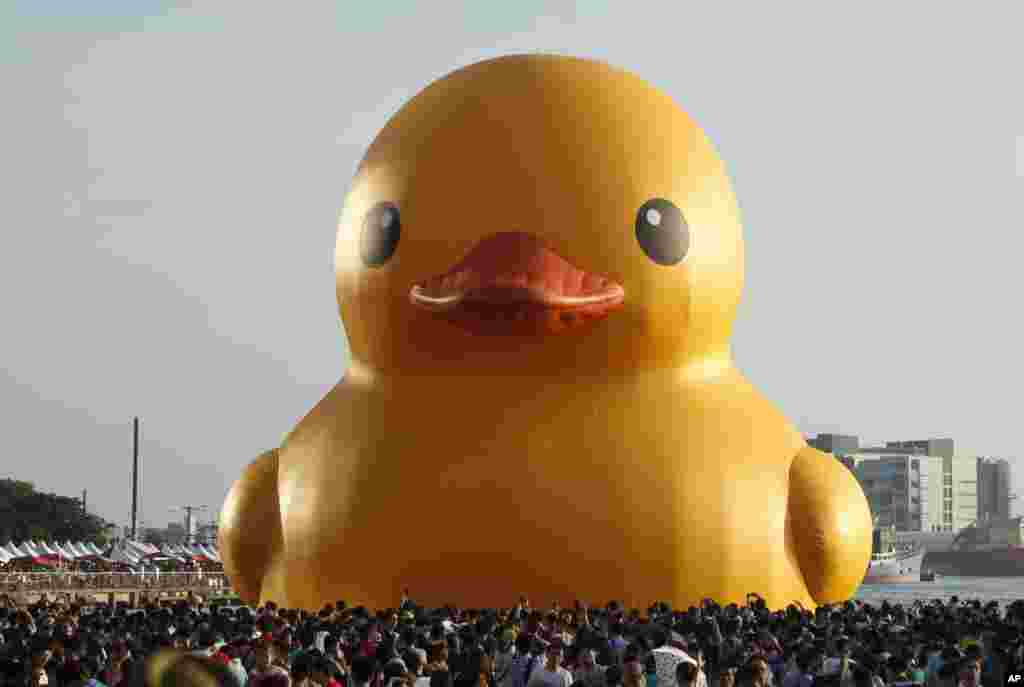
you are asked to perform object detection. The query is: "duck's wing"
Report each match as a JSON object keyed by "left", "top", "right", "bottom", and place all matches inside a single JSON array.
[
  {"left": 218, "top": 448, "right": 284, "bottom": 605},
  {"left": 787, "top": 445, "right": 873, "bottom": 605}
]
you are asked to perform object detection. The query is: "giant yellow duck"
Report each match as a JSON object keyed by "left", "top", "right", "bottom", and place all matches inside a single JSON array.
[{"left": 218, "top": 54, "right": 872, "bottom": 612}]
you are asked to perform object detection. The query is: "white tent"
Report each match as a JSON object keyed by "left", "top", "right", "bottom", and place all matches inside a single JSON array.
[
  {"left": 201, "top": 545, "right": 221, "bottom": 562},
  {"left": 37, "top": 541, "right": 56, "bottom": 556},
  {"left": 159, "top": 545, "right": 186, "bottom": 562},
  {"left": 49, "top": 543, "right": 71, "bottom": 559},
  {"left": 68, "top": 542, "right": 91, "bottom": 558},
  {"left": 6, "top": 543, "right": 27, "bottom": 557},
  {"left": 87, "top": 542, "right": 104, "bottom": 556},
  {"left": 109, "top": 544, "right": 140, "bottom": 566},
  {"left": 0, "top": 545, "right": 12, "bottom": 563}
]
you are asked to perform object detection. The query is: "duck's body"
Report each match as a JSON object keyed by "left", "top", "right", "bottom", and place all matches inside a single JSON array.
[
  {"left": 226, "top": 361, "right": 862, "bottom": 611},
  {"left": 218, "top": 54, "right": 872, "bottom": 611}
]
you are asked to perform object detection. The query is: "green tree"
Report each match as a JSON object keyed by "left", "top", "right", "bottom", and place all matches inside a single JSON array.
[{"left": 0, "top": 478, "right": 114, "bottom": 546}]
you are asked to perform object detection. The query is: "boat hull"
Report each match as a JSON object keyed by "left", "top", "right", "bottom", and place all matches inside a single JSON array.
[
  {"left": 864, "top": 574, "right": 919, "bottom": 584},
  {"left": 862, "top": 550, "right": 924, "bottom": 585},
  {"left": 923, "top": 548, "right": 1024, "bottom": 577}
]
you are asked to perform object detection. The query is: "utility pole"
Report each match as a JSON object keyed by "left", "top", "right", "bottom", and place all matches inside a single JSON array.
[
  {"left": 170, "top": 505, "right": 208, "bottom": 545},
  {"left": 81, "top": 489, "right": 87, "bottom": 514},
  {"left": 131, "top": 417, "right": 140, "bottom": 540}
]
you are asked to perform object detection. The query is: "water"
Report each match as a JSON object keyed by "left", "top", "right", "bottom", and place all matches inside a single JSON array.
[{"left": 854, "top": 577, "right": 1024, "bottom": 606}]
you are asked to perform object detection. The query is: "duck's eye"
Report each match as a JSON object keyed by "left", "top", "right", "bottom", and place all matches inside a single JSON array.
[
  {"left": 360, "top": 202, "right": 401, "bottom": 267},
  {"left": 635, "top": 198, "right": 689, "bottom": 266}
]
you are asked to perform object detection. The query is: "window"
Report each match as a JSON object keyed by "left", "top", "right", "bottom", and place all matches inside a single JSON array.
[{"left": 945, "top": 487, "right": 953, "bottom": 498}]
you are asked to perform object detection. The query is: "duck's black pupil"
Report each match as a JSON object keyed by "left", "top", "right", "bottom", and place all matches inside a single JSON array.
[
  {"left": 635, "top": 198, "right": 689, "bottom": 266},
  {"left": 360, "top": 202, "right": 400, "bottom": 267}
]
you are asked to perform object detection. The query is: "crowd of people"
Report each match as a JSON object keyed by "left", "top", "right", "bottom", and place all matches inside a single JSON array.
[{"left": 1, "top": 590, "right": 1024, "bottom": 687}]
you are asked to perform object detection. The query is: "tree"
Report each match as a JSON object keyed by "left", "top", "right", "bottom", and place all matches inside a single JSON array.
[{"left": 0, "top": 478, "right": 114, "bottom": 544}]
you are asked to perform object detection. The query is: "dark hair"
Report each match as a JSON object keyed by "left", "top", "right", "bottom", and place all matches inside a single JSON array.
[
  {"left": 351, "top": 655, "right": 378, "bottom": 685},
  {"left": 405, "top": 650, "right": 424, "bottom": 673},
  {"left": 292, "top": 659, "right": 313, "bottom": 681},
  {"left": 430, "top": 671, "right": 454, "bottom": 687},
  {"left": 605, "top": 665, "right": 623, "bottom": 687},
  {"left": 676, "top": 662, "right": 699, "bottom": 686}
]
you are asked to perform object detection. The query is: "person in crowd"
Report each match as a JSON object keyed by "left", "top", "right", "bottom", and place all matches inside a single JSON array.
[
  {"left": 956, "top": 658, "right": 981, "bottom": 687},
  {"left": 621, "top": 659, "right": 643, "bottom": 687},
  {"left": 402, "top": 649, "right": 430, "bottom": 687},
  {"left": 526, "top": 641, "right": 572, "bottom": 687},
  {"left": 99, "top": 640, "right": 132, "bottom": 687},
  {"left": 8, "top": 589, "right": 1024, "bottom": 687},
  {"left": 350, "top": 656, "right": 379, "bottom": 687},
  {"left": 312, "top": 658, "right": 344, "bottom": 687},
  {"left": 571, "top": 650, "right": 604, "bottom": 687},
  {"left": 292, "top": 659, "right": 315, "bottom": 687},
  {"left": 676, "top": 663, "right": 700, "bottom": 687},
  {"left": 250, "top": 642, "right": 291, "bottom": 687},
  {"left": 744, "top": 655, "right": 773, "bottom": 687}
]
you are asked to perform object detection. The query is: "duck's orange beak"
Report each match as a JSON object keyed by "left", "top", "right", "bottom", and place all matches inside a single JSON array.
[{"left": 409, "top": 232, "right": 625, "bottom": 335}]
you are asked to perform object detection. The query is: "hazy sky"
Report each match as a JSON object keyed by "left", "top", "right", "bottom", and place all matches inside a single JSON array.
[{"left": 2, "top": 2, "right": 1022, "bottom": 532}]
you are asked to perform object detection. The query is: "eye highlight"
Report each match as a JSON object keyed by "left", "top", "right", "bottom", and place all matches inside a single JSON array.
[
  {"left": 635, "top": 198, "right": 689, "bottom": 266},
  {"left": 360, "top": 202, "right": 401, "bottom": 267}
]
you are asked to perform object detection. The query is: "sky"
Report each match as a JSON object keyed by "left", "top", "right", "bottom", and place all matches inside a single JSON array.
[{"left": 2, "top": 1, "right": 1022, "bottom": 532}]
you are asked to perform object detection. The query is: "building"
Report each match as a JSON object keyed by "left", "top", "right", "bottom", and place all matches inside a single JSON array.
[
  {"left": 808, "top": 434, "right": 859, "bottom": 456},
  {"left": 851, "top": 453, "right": 929, "bottom": 531},
  {"left": 807, "top": 434, "right": 859, "bottom": 471},
  {"left": 926, "top": 455, "right": 978, "bottom": 532},
  {"left": 978, "top": 458, "right": 1013, "bottom": 521},
  {"left": 885, "top": 438, "right": 955, "bottom": 460},
  {"left": 859, "top": 438, "right": 975, "bottom": 532},
  {"left": 851, "top": 450, "right": 978, "bottom": 533}
]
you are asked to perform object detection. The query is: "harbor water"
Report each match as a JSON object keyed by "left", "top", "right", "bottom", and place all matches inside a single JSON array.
[{"left": 855, "top": 577, "right": 1024, "bottom": 606}]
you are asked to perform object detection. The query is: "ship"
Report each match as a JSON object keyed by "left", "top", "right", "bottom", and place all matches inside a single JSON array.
[
  {"left": 862, "top": 522, "right": 925, "bottom": 584},
  {"left": 864, "top": 548, "right": 925, "bottom": 584},
  {"left": 921, "top": 517, "right": 1024, "bottom": 576}
]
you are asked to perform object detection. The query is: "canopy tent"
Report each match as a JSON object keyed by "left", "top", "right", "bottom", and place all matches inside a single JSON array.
[
  {"left": 51, "top": 543, "right": 74, "bottom": 559},
  {"left": 29, "top": 555, "right": 61, "bottom": 568},
  {"left": 0, "top": 541, "right": 110, "bottom": 561}
]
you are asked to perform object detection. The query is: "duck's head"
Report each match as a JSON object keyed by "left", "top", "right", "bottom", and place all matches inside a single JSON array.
[{"left": 336, "top": 54, "right": 744, "bottom": 378}]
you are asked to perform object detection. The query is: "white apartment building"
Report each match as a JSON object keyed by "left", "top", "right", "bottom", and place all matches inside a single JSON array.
[{"left": 850, "top": 452, "right": 978, "bottom": 532}]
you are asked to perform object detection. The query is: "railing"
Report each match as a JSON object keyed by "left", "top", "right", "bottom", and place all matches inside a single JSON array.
[{"left": 1, "top": 572, "right": 230, "bottom": 592}]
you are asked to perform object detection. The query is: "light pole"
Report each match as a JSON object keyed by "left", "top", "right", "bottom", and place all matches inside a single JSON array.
[{"left": 169, "top": 505, "right": 208, "bottom": 545}]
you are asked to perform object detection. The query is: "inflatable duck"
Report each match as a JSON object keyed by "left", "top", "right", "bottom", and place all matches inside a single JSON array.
[{"left": 218, "top": 54, "right": 872, "bottom": 612}]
